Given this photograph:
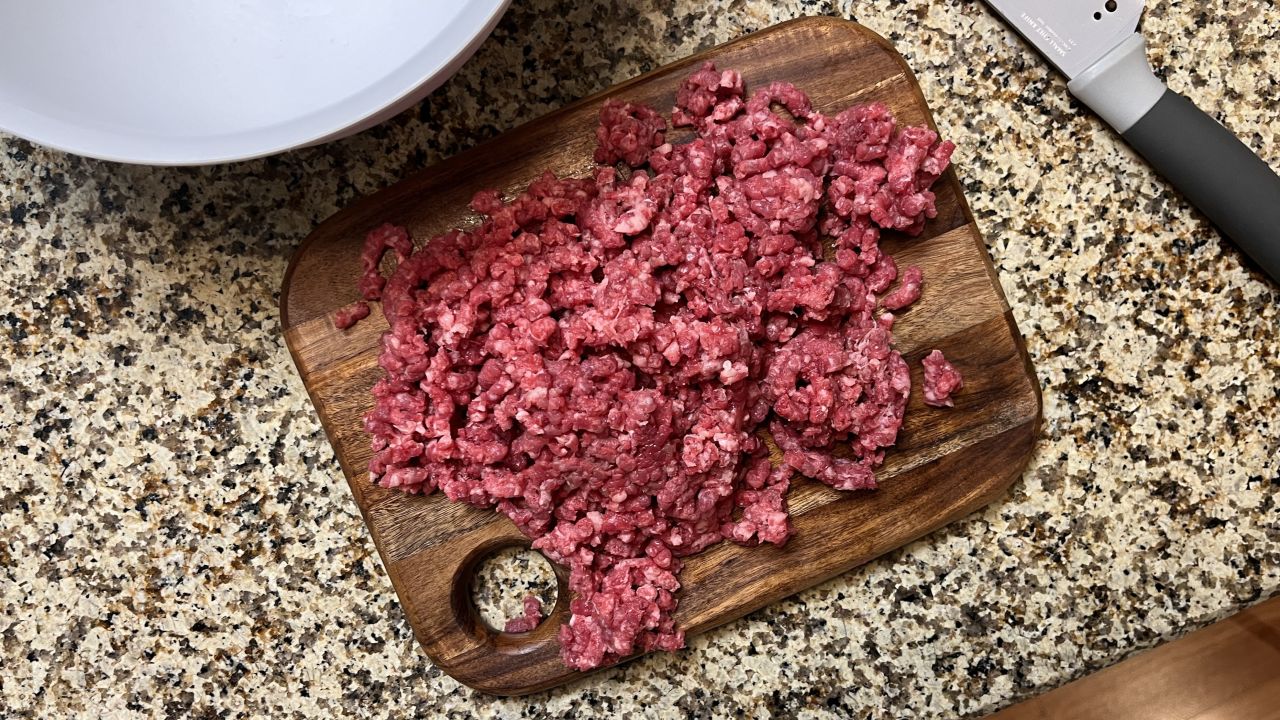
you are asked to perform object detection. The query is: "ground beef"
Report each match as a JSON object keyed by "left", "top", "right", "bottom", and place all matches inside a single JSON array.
[
  {"left": 881, "top": 265, "right": 923, "bottom": 311},
  {"left": 360, "top": 61, "right": 955, "bottom": 670},
  {"left": 359, "top": 223, "right": 414, "bottom": 301},
  {"left": 333, "top": 301, "right": 370, "bottom": 329},
  {"left": 503, "top": 594, "right": 544, "bottom": 633},
  {"left": 595, "top": 100, "right": 667, "bottom": 167},
  {"left": 922, "top": 349, "right": 963, "bottom": 407}
]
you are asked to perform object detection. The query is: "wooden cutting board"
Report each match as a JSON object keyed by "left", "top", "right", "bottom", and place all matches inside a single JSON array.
[{"left": 280, "top": 16, "right": 1042, "bottom": 696}]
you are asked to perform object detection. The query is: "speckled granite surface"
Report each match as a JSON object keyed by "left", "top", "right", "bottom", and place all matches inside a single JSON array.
[{"left": 2, "top": 1, "right": 1278, "bottom": 717}]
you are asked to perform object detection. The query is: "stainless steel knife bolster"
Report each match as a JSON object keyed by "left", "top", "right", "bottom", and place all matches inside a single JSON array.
[{"left": 1070, "top": 34, "right": 1280, "bottom": 281}]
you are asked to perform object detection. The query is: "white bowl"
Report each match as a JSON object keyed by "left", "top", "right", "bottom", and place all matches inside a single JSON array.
[{"left": 0, "top": 0, "right": 510, "bottom": 165}]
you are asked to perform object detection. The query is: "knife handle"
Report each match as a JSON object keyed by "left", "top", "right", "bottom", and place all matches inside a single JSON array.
[
  {"left": 1068, "top": 35, "right": 1280, "bottom": 284},
  {"left": 1122, "top": 91, "right": 1280, "bottom": 281}
]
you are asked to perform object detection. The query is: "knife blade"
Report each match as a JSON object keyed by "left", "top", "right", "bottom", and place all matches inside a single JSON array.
[
  {"left": 984, "top": 0, "right": 1143, "bottom": 79},
  {"left": 981, "top": 0, "right": 1280, "bottom": 284}
]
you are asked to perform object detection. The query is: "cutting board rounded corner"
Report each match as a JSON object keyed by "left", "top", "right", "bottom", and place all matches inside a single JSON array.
[{"left": 278, "top": 237, "right": 305, "bottom": 332}]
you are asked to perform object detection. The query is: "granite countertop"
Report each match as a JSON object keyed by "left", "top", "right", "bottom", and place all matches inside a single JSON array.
[{"left": 3, "top": 1, "right": 1278, "bottom": 717}]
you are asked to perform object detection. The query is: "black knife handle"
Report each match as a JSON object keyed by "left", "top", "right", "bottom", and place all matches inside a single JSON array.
[{"left": 1122, "top": 89, "right": 1280, "bottom": 283}]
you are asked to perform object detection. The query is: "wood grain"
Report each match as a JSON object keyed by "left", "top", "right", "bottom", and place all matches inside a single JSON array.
[
  {"left": 280, "top": 17, "right": 1042, "bottom": 695},
  {"left": 990, "top": 596, "right": 1280, "bottom": 720}
]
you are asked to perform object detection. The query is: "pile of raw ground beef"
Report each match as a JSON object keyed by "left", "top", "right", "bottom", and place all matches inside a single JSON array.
[{"left": 353, "top": 63, "right": 961, "bottom": 670}]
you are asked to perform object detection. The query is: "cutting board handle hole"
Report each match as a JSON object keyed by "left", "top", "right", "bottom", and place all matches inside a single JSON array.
[{"left": 469, "top": 544, "right": 562, "bottom": 635}]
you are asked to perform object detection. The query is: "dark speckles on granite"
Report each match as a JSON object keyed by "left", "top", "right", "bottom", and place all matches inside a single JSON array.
[{"left": 1, "top": 1, "right": 1279, "bottom": 718}]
